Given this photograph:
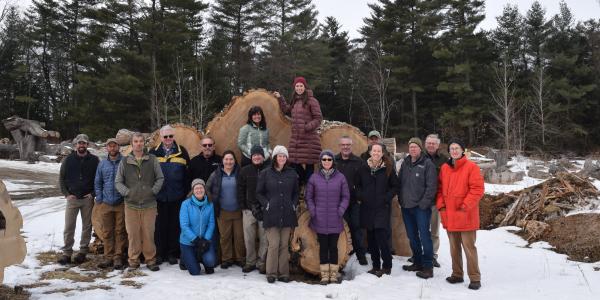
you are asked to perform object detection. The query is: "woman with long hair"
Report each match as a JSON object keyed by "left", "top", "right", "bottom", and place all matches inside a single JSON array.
[
  {"left": 357, "top": 143, "right": 398, "bottom": 277},
  {"left": 274, "top": 77, "right": 323, "bottom": 184},
  {"left": 237, "top": 106, "right": 270, "bottom": 167}
]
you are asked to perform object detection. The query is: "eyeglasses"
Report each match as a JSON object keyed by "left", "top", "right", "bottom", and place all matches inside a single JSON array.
[
  {"left": 163, "top": 135, "right": 174, "bottom": 139},
  {"left": 77, "top": 141, "right": 88, "bottom": 145},
  {"left": 321, "top": 158, "right": 333, "bottom": 162},
  {"left": 202, "top": 144, "right": 214, "bottom": 147}
]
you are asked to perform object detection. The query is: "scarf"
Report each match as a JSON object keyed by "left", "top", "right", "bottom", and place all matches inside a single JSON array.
[
  {"left": 367, "top": 157, "right": 385, "bottom": 175},
  {"left": 320, "top": 168, "right": 335, "bottom": 180}
]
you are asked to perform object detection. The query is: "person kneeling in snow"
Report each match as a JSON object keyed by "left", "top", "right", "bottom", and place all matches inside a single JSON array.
[{"left": 179, "top": 179, "right": 217, "bottom": 275}]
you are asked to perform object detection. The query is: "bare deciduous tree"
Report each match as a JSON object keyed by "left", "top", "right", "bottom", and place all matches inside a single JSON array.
[
  {"left": 490, "top": 57, "right": 519, "bottom": 151},
  {"left": 530, "top": 65, "right": 553, "bottom": 147}
]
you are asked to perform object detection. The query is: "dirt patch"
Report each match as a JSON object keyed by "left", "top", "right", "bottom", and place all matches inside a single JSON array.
[
  {"left": 120, "top": 280, "right": 144, "bottom": 289},
  {"left": 537, "top": 214, "right": 600, "bottom": 262},
  {"left": 0, "top": 285, "right": 30, "bottom": 300},
  {"left": 0, "top": 167, "right": 61, "bottom": 200},
  {"left": 40, "top": 268, "right": 108, "bottom": 283}
]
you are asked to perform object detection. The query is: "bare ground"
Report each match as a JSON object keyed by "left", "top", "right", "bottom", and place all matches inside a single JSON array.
[{"left": 0, "top": 167, "right": 61, "bottom": 200}]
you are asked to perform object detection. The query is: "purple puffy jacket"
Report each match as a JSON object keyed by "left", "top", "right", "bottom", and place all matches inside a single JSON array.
[{"left": 305, "top": 169, "right": 350, "bottom": 234}]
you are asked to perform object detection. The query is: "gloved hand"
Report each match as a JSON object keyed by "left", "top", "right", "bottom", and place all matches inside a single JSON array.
[
  {"left": 193, "top": 237, "right": 210, "bottom": 260},
  {"left": 252, "top": 206, "right": 263, "bottom": 221}
]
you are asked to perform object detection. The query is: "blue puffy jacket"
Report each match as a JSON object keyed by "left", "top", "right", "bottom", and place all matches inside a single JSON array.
[
  {"left": 94, "top": 154, "right": 124, "bottom": 205},
  {"left": 179, "top": 195, "right": 215, "bottom": 246},
  {"left": 150, "top": 142, "right": 191, "bottom": 202}
]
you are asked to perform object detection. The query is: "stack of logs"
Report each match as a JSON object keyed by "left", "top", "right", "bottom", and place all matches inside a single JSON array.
[{"left": 480, "top": 172, "right": 600, "bottom": 230}]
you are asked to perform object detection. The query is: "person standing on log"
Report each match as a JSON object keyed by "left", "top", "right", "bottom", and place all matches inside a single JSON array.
[
  {"left": 398, "top": 138, "right": 437, "bottom": 279},
  {"left": 335, "top": 136, "right": 368, "bottom": 265},
  {"left": 436, "top": 140, "right": 484, "bottom": 290},
  {"left": 306, "top": 150, "right": 350, "bottom": 284},
  {"left": 237, "top": 106, "right": 270, "bottom": 167},
  {"left": 256, "top": 145, "right": 299, "bottom": 283},
  {"left": 238, "top": 145, "right": 269, "bottom": 274},
  {"left": 93, "top": 138, "right": 127, "bottom": 270},
  {"left": 207, "top": 150, "right": 245, "bottom": 269},
  {"left": 190, "top": 137, "right": 222, "bottom": 182},
  {"left": 149, "top": 125, "right": 191, "bottom": 266},
  {"left": 274, "top": 76, "right": 323, "bottom": 184},
  {"left": 424, "top": 133, "right": 448, "bottom": 268},
  {"left": 58, "top": 134, "right": 99, "bottom": 265},
  {"left": 356, "top": 143, "right": 398, "bottom": 277},
  {"left": 179, "top": 179, "right": 217, "bottom": 275},
  {"left": 115, "top": 132, "right": 164, "bottom": 272}
]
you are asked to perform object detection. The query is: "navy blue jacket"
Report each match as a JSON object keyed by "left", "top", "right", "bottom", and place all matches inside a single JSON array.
[
  {"left": 94, "top": 154, "right": 124, "bottom": 205},
  {"left": 149, "top": 142, "right": 191, "bottom": 202}
]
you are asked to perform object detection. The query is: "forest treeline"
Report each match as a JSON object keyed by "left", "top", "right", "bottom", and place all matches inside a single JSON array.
[{"left": 0, "top": 0, "right": 598, "bottom": 152}]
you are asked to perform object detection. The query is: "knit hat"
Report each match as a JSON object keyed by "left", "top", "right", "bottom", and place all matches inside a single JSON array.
[
  {"left": 191, "top": 178, "right": 206, "bottom": 189},
  {"left": 368, "top": 130, "right": 382, "bottom": 139},
  {"left": 73, "top": 134, "right": 90, "bottom": 144},
  {"left": 272, "top": 145, "right": 289, "bottom": 158},
  {"left": 408, "top": 137, "right": 423, "bottom": 150},
  {"left": 251, "top": 145, "right": 264, "bottom": 158},
  {"left": 293, "top": 76, "right": 308, "bottom": 89},
  {"left": 447, "top": 139, "right": 466, "bottom": 153},
  {"left": 319, "top": 149, "right": 335, "bottom": 162}
]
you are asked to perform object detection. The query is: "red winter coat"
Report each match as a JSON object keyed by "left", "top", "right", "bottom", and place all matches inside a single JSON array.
[
  {"left": 436, "top": 156, "right": 484, "bottom": 232},
  {"left": 278, "top": 90, "right": 323, "bottom": 164}
]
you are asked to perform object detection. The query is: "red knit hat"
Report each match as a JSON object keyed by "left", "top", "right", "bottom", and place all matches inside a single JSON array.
[{"left": 293, "top": 76, "right": 308, "bottom": 89}]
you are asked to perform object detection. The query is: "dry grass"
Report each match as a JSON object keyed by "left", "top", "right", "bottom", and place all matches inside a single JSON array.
[
  {"left": 40, "top": 269, "right": 108, "bottom": 283},
  {"left": 122, "top": 269, "right": 147, "bottom": 279},
  {"left": 41, "top": 285, "right": 113, "bottom": 295},
  {"left": 35, "top": 251, "right": 61, "bottom": 266},
  {"left": 0, "top": 284, "right": 30, "bottom": 300},
  {"left": 120, "top": 280, "right": 144, "bottom": 289},
  {"left": 17, "top": 282, "right": 50, "bottom": 289}
]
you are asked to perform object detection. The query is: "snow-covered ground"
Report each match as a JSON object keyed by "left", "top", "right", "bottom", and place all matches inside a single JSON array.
[
  {"left": 2, "top": 158, "right": 600, "bottom": 299},
  {"left": 0, "top": 159, "right": 61, "bottom": 174}
]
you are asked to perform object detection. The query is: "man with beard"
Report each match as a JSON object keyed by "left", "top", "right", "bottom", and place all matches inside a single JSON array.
[
  {"left": 94, "top": 138, "right": 127, "bottom": 269},
  {"left": 58, "top": 134, "right": 100, "bottom": 265}
]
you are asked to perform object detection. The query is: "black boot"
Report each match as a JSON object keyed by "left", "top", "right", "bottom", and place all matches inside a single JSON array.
[
  {"left": 446, "top": 276, "right": 464, "bottom": 284},
  {"left": 57, "top": 255, "right": 71, "bottom": 265},
  {"left": 402, "top": 263, "right": 423, "bottom": 272},
  {"left": 73, "top": 253, "right": 86, "bottom": 264},
  {"left": 469, "top": 281, "right": 481, "bottom": 290}
]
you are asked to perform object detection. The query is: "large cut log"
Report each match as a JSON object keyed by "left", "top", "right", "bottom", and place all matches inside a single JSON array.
[
  {"left": 0, "top": 144, "right": 19, "bottom": 159},
  {"left": 291, "top": 208, "right": 352, "bottom": 275},
  {"left": 0, "top": 179, "right": 27, "bottom": 283},
  {"left": 205, "top": 89, "right": 367, "bottom": 160},
  {"left": 391, "top": 198, "right": 412, "bottom": 256},
  {"left": 148, "top": 123, "right": 204, "bottom": 159}
]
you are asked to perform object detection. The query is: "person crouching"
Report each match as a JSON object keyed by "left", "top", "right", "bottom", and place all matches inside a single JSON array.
[{"left": 179, "top": 179, "right": 217, "bottom": 275}]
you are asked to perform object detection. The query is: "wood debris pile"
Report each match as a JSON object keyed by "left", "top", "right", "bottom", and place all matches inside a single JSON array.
[{"left": 480, "top": 172, "right": 600, "bottom": 229}]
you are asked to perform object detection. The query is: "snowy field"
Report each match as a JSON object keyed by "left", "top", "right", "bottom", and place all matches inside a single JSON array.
[{"left": 2, "top": 159, "right": 600, "bottom": 299}]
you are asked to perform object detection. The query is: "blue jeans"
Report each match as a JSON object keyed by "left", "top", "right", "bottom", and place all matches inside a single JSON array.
[
  {"left": 344, "top": 202, "right": 365, "bottom": 258},
  {"left": 180, "top": 240, "right": 217, "bottom": 275},
  {"left": 401, "top": 206, "right": 433, "bottom": 268}
]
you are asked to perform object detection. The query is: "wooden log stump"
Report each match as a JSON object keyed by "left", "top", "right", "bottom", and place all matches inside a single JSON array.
[
  {"left": 291, "top": 208, "right": 352, "bottom": 275},
  {"left": 0, "top": 180, "right": 27, "bottom": 283}
]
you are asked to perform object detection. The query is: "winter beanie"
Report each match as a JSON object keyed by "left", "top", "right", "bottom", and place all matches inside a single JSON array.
[
  {"left": 272, "top": 145, "right": 289, "bottom": 158},
  {"left": 293, "top": 76, "right": 308, "bottom": 89},
  {"left": 408, "top": 137, "right": 423, "bottom": 150}
]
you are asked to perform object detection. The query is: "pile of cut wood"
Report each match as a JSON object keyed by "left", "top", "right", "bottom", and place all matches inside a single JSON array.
[{"left": 480, "top": 172, "right": 600, "bottom": 229}]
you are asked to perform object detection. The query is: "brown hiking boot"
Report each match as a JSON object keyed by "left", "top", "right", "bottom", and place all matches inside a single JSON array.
[
  {"left": 416, "top": 267, "right": 433, "bottom": 279},
  {"left": 367, "top": 268, "right": 381, "bottom": 276},
  {"left": 446, "top": 276, "right": 465, "bottom": 284},
  {"left": 402, "top": 263, "right": 423, "bottom": 272}
]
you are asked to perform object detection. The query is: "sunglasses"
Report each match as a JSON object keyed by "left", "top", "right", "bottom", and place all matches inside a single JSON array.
[
  {"left": 321, "top": 158, "right": 333, "bottom": 162},
  {"left": 163, "top": 135, "right": 174, "bottom": 139},
  {"left": 202, "top": 144, "right": 214, "bottom": 147}
]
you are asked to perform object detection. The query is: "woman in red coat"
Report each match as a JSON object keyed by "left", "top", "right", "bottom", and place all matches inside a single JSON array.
[
  {"left": 436, "top": 140, "right": 484, "bottom": 290},
  {"left": 274, "top": 77, "right": 323, "bottom": 184}
]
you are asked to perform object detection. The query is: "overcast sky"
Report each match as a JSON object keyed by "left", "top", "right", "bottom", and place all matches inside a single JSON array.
[{"left": 11, "top": 0, "right": 600, "bottom": 39}]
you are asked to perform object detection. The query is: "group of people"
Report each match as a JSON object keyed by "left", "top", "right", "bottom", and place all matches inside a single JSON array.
[{"left": 57, "top": 77, "right": 485, "bottom": 290}]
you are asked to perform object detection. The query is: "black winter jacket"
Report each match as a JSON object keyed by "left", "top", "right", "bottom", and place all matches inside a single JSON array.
[
  {"left": 256, "top": 165, "right": 299, "bottom": 228},
  {"left": 356, "top": 164, "right": 398, "bottom": 230},
  {"left": 59, "top": 151, "right": 99, "bottom": 198},
  {"left": 335, "top": 153, "right": 364, "bottom": 204}
]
